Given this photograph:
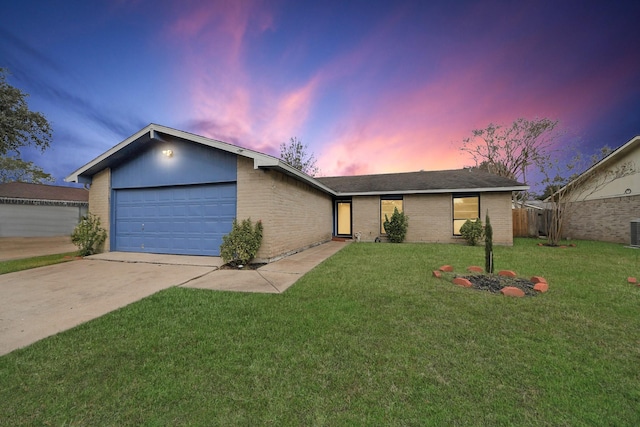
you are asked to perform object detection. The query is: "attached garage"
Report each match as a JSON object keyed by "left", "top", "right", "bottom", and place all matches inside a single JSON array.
[
  {"left": 105, "top": 130, "right": 239, "bottom": 256},
  {"left": 113, "top": 183, "right": 236, "bottom": 255}
]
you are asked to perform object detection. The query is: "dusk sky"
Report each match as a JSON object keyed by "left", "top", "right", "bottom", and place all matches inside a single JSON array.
[{"left": 2, "top": 0, "right": 639, "bottom": 186}]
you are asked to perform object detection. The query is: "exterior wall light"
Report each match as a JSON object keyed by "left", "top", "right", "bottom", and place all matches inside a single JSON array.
[{"left": 162, "top": 149, "right": 173, "bottom": 158}]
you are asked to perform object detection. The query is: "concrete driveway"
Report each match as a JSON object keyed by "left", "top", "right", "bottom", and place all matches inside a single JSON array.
[
  {"left": 0, "top": 241, "right": 347, "bottom": 356},
  {"left": 0, "top": 258, "right": 217, "bottom": 356}
]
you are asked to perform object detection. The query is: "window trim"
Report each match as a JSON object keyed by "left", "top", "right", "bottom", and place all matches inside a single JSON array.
[{"left": 452, "top": 193, "right": 480, "bottom": 236}]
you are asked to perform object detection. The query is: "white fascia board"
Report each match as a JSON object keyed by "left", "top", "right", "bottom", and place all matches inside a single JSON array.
[
  {"left": 569, "top": 135, "right": 639, "bottom": 183},
  {"left": 65, "top": 125, "right": 154, "bottom": 182},
  {"left": 545, "top": 135, "right": 639, "bottom": 200},
  {"left": 253, "top": 156, "right": 337, "bottom": 195},
  {"left": 65, "top": 124, "right": 337, "bottom": 195},
  {"left": 335, "top": 186, "right": 529, "bottom": 197}
]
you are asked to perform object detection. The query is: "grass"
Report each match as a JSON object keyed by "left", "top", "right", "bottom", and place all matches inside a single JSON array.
[
  {"left": 0, "top": 252, "right": 78, "bottom": 275},
  {"left": 1, "top": 239, "right": 639, "bottom": 425}
]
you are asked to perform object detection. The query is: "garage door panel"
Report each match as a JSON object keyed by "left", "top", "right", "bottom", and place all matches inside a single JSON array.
[{"left": 114, "top": 183, "right": 236, "bottom": 256}]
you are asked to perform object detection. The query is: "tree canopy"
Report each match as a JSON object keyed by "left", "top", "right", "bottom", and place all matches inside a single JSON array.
[
  {"left": 0, "top": 68, "right": 53, "bottom": 183},
  {"left": 0, "top": 156, "right": 54, "bottom": 184},
  {"left": 462, "top": 117, "right": 558, "bottom": 183},
  {"left": 279, "top": 137, "right": 319, "bottom": 177},
  {"left": 0, "top": 68, "right": 52, "bottom": 156}
]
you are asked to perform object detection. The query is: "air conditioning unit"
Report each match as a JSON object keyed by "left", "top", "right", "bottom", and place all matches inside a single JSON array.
[{"left": 631, "top": 219, "right": 640, "bottom": 247}]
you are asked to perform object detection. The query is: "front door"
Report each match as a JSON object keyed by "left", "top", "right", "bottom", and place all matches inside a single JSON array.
[{"left": 336, "top": 201, "right": 352, "bottom": 237}]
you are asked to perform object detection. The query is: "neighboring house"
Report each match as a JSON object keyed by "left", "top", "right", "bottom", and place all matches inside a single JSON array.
[
  {"left": 65, "top": 124, "right": 527, "bottom": 261},
  {"left": 0, "top": 182, "right": 88, "bottom": 237},
  {"left": 556, "top": 135, "right": 639, "bottom": 244}
]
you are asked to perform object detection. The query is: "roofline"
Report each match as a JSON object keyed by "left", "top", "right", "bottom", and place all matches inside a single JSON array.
[
  {"left": 545, "top": 135, "right": 639, "bottom": 200},
  {"left": 64, "top": 124, "right": 529, "bottom": 197},
  {"left": 334, "top": 186, "right": 529, "bottom": 197},
  {"left": 64, "top": 124, "right": 337, "bottom": 195}
]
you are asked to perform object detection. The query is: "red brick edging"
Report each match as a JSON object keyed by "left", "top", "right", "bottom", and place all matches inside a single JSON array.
[{"left": 433, "top": 265, "right": 550, "bottom": 297}]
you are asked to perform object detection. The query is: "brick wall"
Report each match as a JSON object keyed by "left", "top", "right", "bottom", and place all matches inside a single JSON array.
[
  {"left": 236, "top": 157, "right": 333, "bottom": 261},
  {"left": 351, "top": 196, "right": 380, "bottom": 241},
  {"left": 351, "top": 192, "right": 514, "bottom": 245},
  {"left": 480, "top": 192, "right": 513, "bottom": 245},
  {"left": 563, "top": 195, "right": 639, "bottom": 243},
  {"left": 88, "top": 168, "right": 111, "bottom": 252}
]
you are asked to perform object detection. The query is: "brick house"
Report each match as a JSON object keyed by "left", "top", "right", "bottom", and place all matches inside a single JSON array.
[
  {"left": 65, "top": 124, "right": 527, "bottom": 261},
  {"left": 558, "top": 135, "right": 639, "bottom": 244}
]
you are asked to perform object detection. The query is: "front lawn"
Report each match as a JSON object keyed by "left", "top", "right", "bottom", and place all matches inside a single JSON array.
[{"left": 1, "top": 239, "right": 639, "bottom": 425}]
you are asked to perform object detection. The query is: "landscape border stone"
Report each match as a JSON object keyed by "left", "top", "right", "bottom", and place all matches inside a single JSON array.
[{"left": 432, "top": 264, "right": 549, "bottom": 297}]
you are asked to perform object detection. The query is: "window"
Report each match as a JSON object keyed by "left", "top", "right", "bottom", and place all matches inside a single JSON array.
[
  {"left": 453, "top": 194, "right": 479, "bottom": 235},
  {"left": 381, "top": 196, "right": 403, "bottom": 234}
]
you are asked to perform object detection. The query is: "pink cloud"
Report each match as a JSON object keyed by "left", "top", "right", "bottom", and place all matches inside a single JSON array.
[{"left": 162, "top": 1, "right": 324, "bottom": 156}]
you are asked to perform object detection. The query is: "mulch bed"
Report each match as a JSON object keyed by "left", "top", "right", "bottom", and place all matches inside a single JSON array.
[{"left": 458, "top": 274, "right": 538, "bottom": 296}]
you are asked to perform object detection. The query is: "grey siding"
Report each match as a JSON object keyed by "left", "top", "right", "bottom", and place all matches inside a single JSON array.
[{"left": 0, "top": 204, "right": 87, "bottom": 237}]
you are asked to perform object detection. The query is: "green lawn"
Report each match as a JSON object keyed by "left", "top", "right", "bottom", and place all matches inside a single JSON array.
[
  {"left": 1, "top": 239, "right": 639, "bottom": 425},
  {"left": 0, "top": 252, "right": 78, "bottom": 275}
]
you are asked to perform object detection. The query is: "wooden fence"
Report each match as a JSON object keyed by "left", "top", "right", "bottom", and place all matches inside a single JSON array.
[{"left": 512, "top": 208, "right": 545, "bottom": 237}]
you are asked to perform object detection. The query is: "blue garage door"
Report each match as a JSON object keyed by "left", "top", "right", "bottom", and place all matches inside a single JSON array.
[{"left": 114, "top": 183, "right": 236, "bottom": 256}]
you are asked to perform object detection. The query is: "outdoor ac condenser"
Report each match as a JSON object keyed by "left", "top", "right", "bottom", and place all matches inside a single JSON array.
[{"left": 631, "top": 219, "right": 640, "bottom": 247}]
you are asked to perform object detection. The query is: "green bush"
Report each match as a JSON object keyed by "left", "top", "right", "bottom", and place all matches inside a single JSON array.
[
  {"left": 220, "top": 218, "right": 263, "bottom": 266},
  {"left": 71, "top": 213, "right": 107, "bottom": 256},
  {"left": 383, "top": 207, "right": 408, "bottom": 243},
  {"left": 460, "top": 218, "right": 483, "bottom": 246}
]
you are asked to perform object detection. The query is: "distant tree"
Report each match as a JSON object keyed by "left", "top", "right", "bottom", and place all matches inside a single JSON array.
[
  {"left": 0, "top": 156, "right": 54, "bottom": 183},
  {"left": 279, "top": 137, "right": 319, "bottom": 176},
  {"left": 540, "top": 146, "right": 636, "bottom": 246},
  {"left": 0, "top": 68, "right": 52, "bottom": 155},
  {"left": 0, "top": 68, "right": 53, "bottom": 182},
  {"left": 461, "top": 117, "right": 559, "bottom": 204}
]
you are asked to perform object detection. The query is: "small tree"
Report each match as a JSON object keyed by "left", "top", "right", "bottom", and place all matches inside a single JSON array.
[
  {"left": 279, "top": 137, "right": 319, "bottom": 176},
  {"left": 484, "top": 212, "right": 494, "bottom": 274},
  {"left": 220, "top": 218, "right": 263, "bottom": 266},
  {"left": 71, "top": 213, "right": 107, "bottom": 256},
  {"left": 460, "top": 218, "right": 483, "bottom": 246},
  {"left": 383, "top": 207, "right": 408, "bottom": 243}
]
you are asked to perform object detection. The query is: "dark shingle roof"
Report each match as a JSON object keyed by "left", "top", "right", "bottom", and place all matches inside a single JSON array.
[
  {"left": 0, "top": 182, "right": 89, "bottom": 202},
  {"left": 316, "top": 168, "right": 527, "bottom": 195}
]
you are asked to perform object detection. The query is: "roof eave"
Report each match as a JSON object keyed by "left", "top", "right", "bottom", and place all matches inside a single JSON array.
[
  {"left": 65, "top": 125, "right": 154, "bottom": 183},
  {"left": 545, "top": 135, "right": 639, "bottom": 201},
  {"left": 64, "top": 124, "right": 337, "bottom": 195},
  {"left": 254, "top": 157, "right": 337, "bottom": 195},
  {"left": 334, "top": 186, "right": 529, "bottom": 196}
]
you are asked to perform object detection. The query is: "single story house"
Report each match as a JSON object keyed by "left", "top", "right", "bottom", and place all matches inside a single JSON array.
[
  {"left": 553, "top": 135, "right": 639, "bottom": 244},
  {"left": 0, "top": 181, "right": 88, "bottom": 237},
  {"left": 65, "top": 124, "right": 527, "bottom": 261}
]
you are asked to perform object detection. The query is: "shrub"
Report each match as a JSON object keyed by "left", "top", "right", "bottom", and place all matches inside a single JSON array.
[
  {"left": 460, "top": 218, "right": 483, "bottom": 246},
  {"left": 485, "top": 212, "right": 494, "bottom": 273},
  {"left": 383, "top": 207, "right": 408, "bottom": 243},
  {"left": 71, "top": 213, "right": 107, "bottom": 256},
  {"left": 220, "top": 218, "right": 263, "bottom": 266}
]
